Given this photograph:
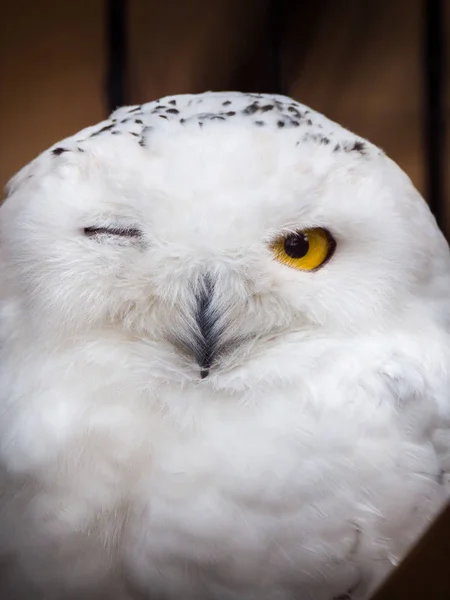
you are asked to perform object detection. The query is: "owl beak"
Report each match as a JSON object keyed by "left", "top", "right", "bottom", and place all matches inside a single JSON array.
[
  {"left": 193, "top": 275, "right": 217, "bottom": 379},
  {"left": 170, "top": 275, "right": 226, "bottom": 378}
]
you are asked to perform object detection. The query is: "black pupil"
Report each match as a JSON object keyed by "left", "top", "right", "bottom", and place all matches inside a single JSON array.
[{"left": 284, "top": 233, "right": 309, "bottom": 259}]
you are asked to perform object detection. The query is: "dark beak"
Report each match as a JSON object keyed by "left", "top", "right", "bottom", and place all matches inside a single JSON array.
[{"left": 193, "top": 275, "right": 218, "bottom": 379}]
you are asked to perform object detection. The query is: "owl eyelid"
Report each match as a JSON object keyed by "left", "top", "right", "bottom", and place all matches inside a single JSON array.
[{"left": 83, "top": 226, "right": 142, "bottom": 238}]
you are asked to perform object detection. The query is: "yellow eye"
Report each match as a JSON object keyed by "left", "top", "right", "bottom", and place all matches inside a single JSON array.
[{"left": 271, "top": 228, "right": 335, "bottom": 271}]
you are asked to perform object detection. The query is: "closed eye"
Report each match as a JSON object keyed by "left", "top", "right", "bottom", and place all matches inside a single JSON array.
[{"left": 83, "top": 226, "right": 142, "bottom": 238}]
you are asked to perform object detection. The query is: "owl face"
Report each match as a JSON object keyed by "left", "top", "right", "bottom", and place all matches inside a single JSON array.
[{"left": 1, "top": 93, "right": 448, "bottom": 378}]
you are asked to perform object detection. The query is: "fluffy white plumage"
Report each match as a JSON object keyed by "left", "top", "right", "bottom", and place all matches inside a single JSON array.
[{"left": 0, "top": 91, "right": 449, "bottom": 600}]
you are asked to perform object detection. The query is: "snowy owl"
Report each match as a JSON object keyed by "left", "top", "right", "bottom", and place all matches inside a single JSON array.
[{"left": 0, "top": 91, "right": 449, "bottom": 600}]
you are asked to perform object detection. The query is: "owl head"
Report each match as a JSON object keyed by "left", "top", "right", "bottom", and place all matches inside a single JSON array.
[{"left": 1, "top": 92, "right": 449, "bottom": 379}]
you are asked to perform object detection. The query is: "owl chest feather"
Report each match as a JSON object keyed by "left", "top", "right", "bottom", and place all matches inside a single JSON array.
[
  {"left": 1, "top": 340, "right": 447, "bottom": 599},
  {"left": 72, "top": 366, "right": 444, "bottom": 598}
]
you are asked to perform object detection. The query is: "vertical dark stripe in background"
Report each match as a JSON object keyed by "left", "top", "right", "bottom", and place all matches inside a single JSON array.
[
  {"left": 106, "top": 0, "right": 128, "bottom": 114},
  {"left": 424, "top": 0, "right": 446, "bottom": 232},
  {"left": 268, "top": 0, "right": 287, "bottom": 96}
]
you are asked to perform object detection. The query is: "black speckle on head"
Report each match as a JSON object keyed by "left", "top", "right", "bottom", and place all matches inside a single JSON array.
[
  {"left": 226, "top": 111, "right": 236, "bottom": 116},
  {"left": 307, "top": 119, "right": 313, "bottom": 125},
  {"left": 210, "top": 115, "right": 225, "bottom": 121},
  {"left": 288, "top": 105, "right": 300, "bottom": 114},
  {"left": 52, "top": 147, "right": 69, "bottom": 156},
  {"left": 159, "top": 115, "right": 168, "bottom": 120},
  {"left": 91, "top": 124, "right": 115, "bottom": 137},
  {"left": 199, "top": 122, "right": 204, "bottom": 128},
  {"left": 260, "top": 104, "right": 274, "bottom": 112},
  {"left": 121, "top": 118, "right": 130, "bottom": 123},
  {"left": 128, "top": 106, "right": 142, "bottom": 113},
  {"left": 77, "top": 147, "right": 85, "bottom": 153},
  {"left": 277, "top": 120, "right": 285, "bottom": 128},
  {"left": 168, "top": 99, "right": 177, "bottom": 106},
  {"left": 254, "top": 120, "right": 265, "bottom": 126},
  {"left": 334, "top": 144, "right": 341, "bottom": 152},
  {"left": 243, "top": 102, "right": 259, "bottom": 115},
  {"left": 166, "top": 108, "right": 179, "bottom": 114},
  {"left": 112, "top": 131, "right": 121, "bottom": 135},
  {"left": 139, "top": 138, "right": 146, "bottom": 147},
  {"left": 350, "top": 141, "right": 366, "bottom": 154},
  {"left": 291, "top": 120, "right": 300, "bottom": 127},
  {"left": 152, "top": 106, "right": 164, "bottom": 112},
  {"left": 180, "top": 118, "right": 186, "bottom": 124},
  {"left": 135, "top": 119, "right": 143, "bottom": 124},
  {"left": 222, "top": 100, "right": 232, "bottom": 106},
  {"left": 321, "top": 137, "right": 330, "bottom": 145},
  {"left": 130, "top": 132, "right": 139, "bottom": 137},
  {"left": 302, "top": 133, "right": 322, "bottom": 143}
]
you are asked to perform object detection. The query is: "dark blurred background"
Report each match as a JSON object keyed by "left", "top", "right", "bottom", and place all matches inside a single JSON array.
[{"left": 0, "top": 0, "right": 449, "bottom": 236}]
